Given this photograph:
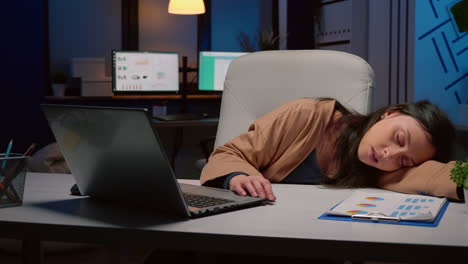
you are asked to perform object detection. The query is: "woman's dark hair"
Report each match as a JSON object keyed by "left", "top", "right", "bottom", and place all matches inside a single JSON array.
[{"left": 320, "top": 98, "right": 456, "bottom": 188}]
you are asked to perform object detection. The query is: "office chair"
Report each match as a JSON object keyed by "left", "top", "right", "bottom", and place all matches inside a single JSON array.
[{"left": 213, "top": 49, "right": 375, "bottom": 148}]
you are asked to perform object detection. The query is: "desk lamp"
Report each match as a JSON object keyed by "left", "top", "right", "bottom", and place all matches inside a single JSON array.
[{"left": 168, "top": 0, "right": 205, "bottom": 15}]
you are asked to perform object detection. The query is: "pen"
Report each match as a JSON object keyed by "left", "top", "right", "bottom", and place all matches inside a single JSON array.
[
  {"left": 23, "top": 143, "right": 36, "bottom": 156},
  {"left": 2, "top": 139, "right": 13, "bottom": 169},
  {"left": 352, "top": 214, "right": 400, "bottom": 222}
]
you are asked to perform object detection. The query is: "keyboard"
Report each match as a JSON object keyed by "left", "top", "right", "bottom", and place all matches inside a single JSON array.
[{"left": 183, "top": 193, "right": 234, "bottom": 208}]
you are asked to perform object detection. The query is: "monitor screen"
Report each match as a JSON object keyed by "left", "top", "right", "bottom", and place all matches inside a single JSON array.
[
  {"left": 198, "top": 51, "right": 249, "bottom": 92},
  {"left": 112, "top": 50, "right": 179, "bottom": 93}
]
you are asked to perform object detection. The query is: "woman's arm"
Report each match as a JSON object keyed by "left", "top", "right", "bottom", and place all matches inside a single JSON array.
[
  {"left": 377, "top": 160, "right": 462, "bottom": 201},
  {"left": 200, "top": 99, "right": 335, "bottom": 185}
]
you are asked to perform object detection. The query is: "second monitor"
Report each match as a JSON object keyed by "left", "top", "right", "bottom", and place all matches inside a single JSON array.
[{"left": 198, "top": 51, "right": 249, "bottom": 92}]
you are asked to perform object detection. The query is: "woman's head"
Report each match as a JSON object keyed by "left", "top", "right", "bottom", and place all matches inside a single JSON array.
[
  {"left": 324, "top": 99, "right": 455, "bottom": 187},
  {"left": 358, "top": 112, "right": 435, "bottom": 171},
  {"left": 358, "top": 100, "right": 455, "bottom": 171}
]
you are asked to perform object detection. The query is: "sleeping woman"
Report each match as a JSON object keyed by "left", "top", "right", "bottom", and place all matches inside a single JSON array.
[{"left": 200, "top": 98, "right": 463, "bottom": 202}]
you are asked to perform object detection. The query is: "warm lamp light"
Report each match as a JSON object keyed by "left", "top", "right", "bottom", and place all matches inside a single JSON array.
[{"left": 168, "top": 0, "right": 205, "bottom": 15}]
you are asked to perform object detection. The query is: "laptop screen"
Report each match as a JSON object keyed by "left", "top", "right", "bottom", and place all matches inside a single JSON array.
[
  {"left": 112, "top": 50, "right": 179, "bottom": 93},
  {"left": 198, "top": 51, "right": 249, "bottom": 92},
  {"left": 42, "top": 104, "right": 267, "bottom": 217}
]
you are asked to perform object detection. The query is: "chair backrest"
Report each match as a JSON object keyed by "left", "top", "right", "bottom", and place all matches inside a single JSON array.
[{"left": 215, "top": 50, "right": 375, "bottom": 147}]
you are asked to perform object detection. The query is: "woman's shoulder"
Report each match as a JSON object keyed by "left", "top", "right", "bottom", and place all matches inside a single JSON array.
[
  {"left": 276, "top": 98, "right": 336, "bottom": 114},
  {"left": 255, "top": 98, "right": 337, "bottom": 130}
]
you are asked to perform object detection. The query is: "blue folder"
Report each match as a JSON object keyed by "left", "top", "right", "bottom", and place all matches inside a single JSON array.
[{"left": 318, "top": 200, "right": 449, "bottom": 227}]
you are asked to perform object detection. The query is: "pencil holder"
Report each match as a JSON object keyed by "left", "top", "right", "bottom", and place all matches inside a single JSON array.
[{"left": 0, "top": 153, "right": 28, "bottom": 208}]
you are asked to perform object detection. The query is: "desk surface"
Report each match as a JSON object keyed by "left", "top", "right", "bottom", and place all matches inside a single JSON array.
[
  {"left": 45, "top": 95, "right": 222, "bottom": 100},
  {"left": 151, "top": 117, "right": 219, "bottom": 128},
  {"left": 1, "top": 173, "right": 467, "bottom": 262}
]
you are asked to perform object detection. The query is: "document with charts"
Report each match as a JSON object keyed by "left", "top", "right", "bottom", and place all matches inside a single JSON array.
[{"left": 327, "top": 190, "right": 447, "bottom": 222}]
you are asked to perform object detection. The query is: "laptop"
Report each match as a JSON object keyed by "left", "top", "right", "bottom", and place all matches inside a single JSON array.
[{"left": 41, "top": 104, "right": 266, "bottom": 217}]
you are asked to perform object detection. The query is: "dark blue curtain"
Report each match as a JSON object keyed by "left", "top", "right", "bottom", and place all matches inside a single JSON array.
[{"left": 1, "top": 0, "right": 53, "bottom": 151}]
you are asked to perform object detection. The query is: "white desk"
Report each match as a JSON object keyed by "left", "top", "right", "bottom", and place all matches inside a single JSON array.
[
  {"left": 1, "top": 173, "right": 467, "bottom": 264},
  {"left": 151, "top": 117, "right": 219, "bottom": 128}
]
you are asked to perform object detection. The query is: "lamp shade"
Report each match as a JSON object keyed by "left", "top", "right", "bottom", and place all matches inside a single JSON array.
[{"left": 168, "top": 0, "right": 205, "bottom": 15}]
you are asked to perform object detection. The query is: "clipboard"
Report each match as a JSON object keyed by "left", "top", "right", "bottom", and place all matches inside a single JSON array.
[{"left": 318, "top": 199, "right": 450, "bottom": 227}]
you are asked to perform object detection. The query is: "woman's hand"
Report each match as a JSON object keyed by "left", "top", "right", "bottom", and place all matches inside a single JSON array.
[{"left": 229, "top": 174, "right": 276, "bottom": 201}]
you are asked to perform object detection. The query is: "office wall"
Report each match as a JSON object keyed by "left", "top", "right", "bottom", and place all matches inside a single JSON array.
[
  {"left": 414, "top": 0, "right": 468, "bottom": 126},
  {"left": 317, "top": 0, "right": 368, "bottom": 62},
  {"left": 139, "top": 0, "right": 198, "bottom": 67},
  {"left": 317, "top": 0, "right": 352, "bottom": 53},
  {"left": 368, "top": 0, "right": 417, "bottom": 111},
  {"left": 48, "top": 0, "right": 273, "bottom": 72},
  {"left": 278, "top": 0, "right": 287, "bottom": 49},
  {"left": 48, "top": 0, "right": 122, "bottom": 76},
  {"left": 139, "top": 0, "right": 272, "bottom": 68},
  {"left": 138, "top": 0, "right": 271, "bottom": 65}
]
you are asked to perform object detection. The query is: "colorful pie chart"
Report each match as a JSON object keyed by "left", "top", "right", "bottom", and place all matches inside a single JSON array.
[
  {"left": 356, "top": 203, "right": 377, "bottom": 207},
  {"left": 365, "top": 197, "right": 384, "bottom": 201},
  {"left": 347, "top": 210, "right": 368, "bottom": 215}
]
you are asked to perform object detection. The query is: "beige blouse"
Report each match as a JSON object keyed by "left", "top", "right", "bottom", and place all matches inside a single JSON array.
[{"left": 200, "top": 99, "right": 461, "bottom": 201}]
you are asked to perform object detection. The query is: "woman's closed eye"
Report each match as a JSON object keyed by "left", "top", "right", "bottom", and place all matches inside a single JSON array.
[
  {"left": 396, "top": 132, "right": 405, "bottom": 146},
  {"left": 397, "top": 131, "right": 415, "bottom": 167},
  {"left": 395, "top": 132, "right": 410, "bottom": 167}
]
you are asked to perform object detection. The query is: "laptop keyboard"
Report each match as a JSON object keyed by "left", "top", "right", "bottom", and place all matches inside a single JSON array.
[{"left": 183, "top": 193, "right": 234, "bottom": 208}]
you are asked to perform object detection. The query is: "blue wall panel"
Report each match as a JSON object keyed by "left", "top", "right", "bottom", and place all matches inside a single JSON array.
[
  {"left": 415, "top": 0, "right": 468, "bottom": 126},
  {"left": 211, "top": 0, "right": 261, "bottom": 52}
]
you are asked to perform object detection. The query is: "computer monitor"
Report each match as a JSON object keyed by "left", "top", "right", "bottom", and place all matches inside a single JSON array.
[
  {"left": 198, "top": 51, "right": 249, "bottom": 92},
  {"left": 112, "top": 50, "right": 179, "bottom": 94}
]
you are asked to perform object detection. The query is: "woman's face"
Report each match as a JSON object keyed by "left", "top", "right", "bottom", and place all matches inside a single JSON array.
[{"left": 358, "top": 111, "right": 435, "bottom": 171}]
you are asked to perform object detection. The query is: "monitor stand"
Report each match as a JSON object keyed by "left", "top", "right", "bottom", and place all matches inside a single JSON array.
[{"left": 153, "top": 56, "right": 208, "bottom": 121}]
